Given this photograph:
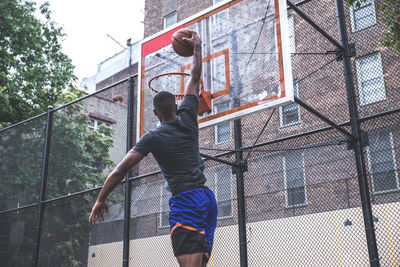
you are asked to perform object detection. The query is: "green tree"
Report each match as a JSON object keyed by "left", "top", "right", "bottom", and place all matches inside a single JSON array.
[
  {"left": 347, "top": 0, "right": 400, "bottom": 54},
  {"left": 0, "top": 89, "right": 117, "bottom": 265},
  {"left": 0, "top": 1, "right": 121, "bottom": 264},
  {"left": 379, "top": 0, "right": 400, "bottom": 53},
  {"left": 0, "top": 0, "right": 77, "bottom": 127}
]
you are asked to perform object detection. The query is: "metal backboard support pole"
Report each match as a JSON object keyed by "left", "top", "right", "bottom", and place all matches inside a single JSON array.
[
  {"left": 234, "top": 117, "right": 249, "bottom": 267},
  {"left": 294, "top": 97, "right": 353, "bottom": 140},
  {"left": 200, "top": 61, "right": 249, "bottom": 267},
  {"left": 335, "top": 0, "right": 380, "bottom": 265},
  {"left": 287, "top": 0, "right": 380, "bottom": 264},
  {"left": 287, "top": 0, "right": 344, "bottom": 51}
]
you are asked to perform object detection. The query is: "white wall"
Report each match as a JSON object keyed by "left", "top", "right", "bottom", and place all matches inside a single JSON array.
[
  {"left": 88, "top": 202, "right": 400, "bottom": 266},
  {"left": 80, "top": 42, "right": 139, "bottom": 93}
]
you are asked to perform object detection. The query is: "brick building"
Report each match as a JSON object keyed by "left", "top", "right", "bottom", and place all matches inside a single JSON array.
[
  {"left": 80, "top": 42, "right": 140, "bottom": 170},
  {"left": 88, "top": 0, "right": 400, "bottom": 266}
]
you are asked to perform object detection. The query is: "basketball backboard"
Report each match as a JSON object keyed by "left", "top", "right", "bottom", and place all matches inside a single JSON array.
[{"left": 137, "top": 0, "right": 293, "bottom": 139}]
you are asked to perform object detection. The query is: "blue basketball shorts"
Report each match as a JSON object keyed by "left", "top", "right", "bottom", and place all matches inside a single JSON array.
[{"left": 169, "top": 187, "right": 218, "bottom": 262}]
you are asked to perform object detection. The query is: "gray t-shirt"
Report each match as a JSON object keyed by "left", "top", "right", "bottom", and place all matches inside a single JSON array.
[{"left": 133, "top": 95, "right": 206, "bottom": 195}]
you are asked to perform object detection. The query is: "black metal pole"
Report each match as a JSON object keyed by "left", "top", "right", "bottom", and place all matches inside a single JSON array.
[
  {"left": 294, "top": 97, "right": 353, "bottom": 139},
  {"left": 200, "top": 152, "right": 238, "bottom": 167},
  {"left": 234, "top": 118, "right": 248, "bottom": 267},
  {"left": 32, "top": 106, "right": 53, "bottom": 267},
  {"left": 230, "top": 29, "right": 248, "bottom": 267},
  {"left": 335, "top": 0, "right": 380, "bottom": 266},
  {"left": 123, "top": 77, "right": 134, "bottom": 267},
  {"left": 287, "top": 0, "right": 344, "bottom": 51}
]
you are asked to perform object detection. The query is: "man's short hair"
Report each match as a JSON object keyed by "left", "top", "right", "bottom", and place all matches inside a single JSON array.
[{"left": 153, "top": 91, "right": 176, "bottom": 114}]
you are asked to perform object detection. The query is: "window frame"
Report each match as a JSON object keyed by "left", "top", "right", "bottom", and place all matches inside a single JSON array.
[
  {"left": 212, "top": 0, "right": 229, "bottom": 26},
  {"left": 102, "top": 202, "right": 124, "bottom": 223},
  {"left": 366, "top": 132, "right": 399, "bottom": 195},
  {"left": 279, "top": 82, "right": 300, "bottom": 127},
  {"left": 215, "top": 166, "right": 233, "bottom": 219},
  {"left": 88, "top": 117, "right": 113, "bottom": 137},
  {"left": 210, "top": 41, "right": 229, "bottom": 94},
  {"left": 89, "top": 117, "right": 112, "bottom": 131},
  {"left": 164, "top": 11, "right": 177, "bottom": 29},
  {"left": 130, "top": 184, "right": 147, "bottom": 219},
  {"left": 355, "top": 52, "right": 386, "bottom": 106},
  {"left": 214, "top": 102, "right": 232, "bottom": 145},
  {"left": 287, "top": 14, "right": 296, "bottom": 56},
  {"left": 349, "top": 0, "right": 377, "bottom": 32},
  {"left": 159, "top": 183, "right": 171, "bottom": 228},
  {"left": 283, "top": 151, "right": 307, "bottom": 208}
]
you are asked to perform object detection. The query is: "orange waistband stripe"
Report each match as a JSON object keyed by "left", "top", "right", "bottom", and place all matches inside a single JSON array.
[{"left": 170, "top": 223, "right": 205, "bottom": 236}]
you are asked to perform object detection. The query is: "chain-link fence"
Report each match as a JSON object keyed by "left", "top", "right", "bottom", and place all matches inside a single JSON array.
[
  {"left": 1, "top": 0, "right": 400, "bottom": 266},
  {"left": 0, "top": 76, "right": 133, "bottom": 267}
]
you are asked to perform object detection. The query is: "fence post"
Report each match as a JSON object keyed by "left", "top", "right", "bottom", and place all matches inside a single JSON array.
[
  {"left": 32, "top": 106, "right": 53, "bottom": 267},
  {"left": 335, "top": 0, "right": 380, "bottom": 266},
  {"left": 123, "top": 77, "right": 134, "bottom": 267},
  {"left": 230, "top": 28, "right": 249, "bottom": 267},
  {"left": 234, "top": 117, "right": 249, "bottom": 267}
]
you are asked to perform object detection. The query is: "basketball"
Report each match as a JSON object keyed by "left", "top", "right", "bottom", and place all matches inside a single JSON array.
[{"left": 171, "top": 28, "right": 193, "bottom": 57}]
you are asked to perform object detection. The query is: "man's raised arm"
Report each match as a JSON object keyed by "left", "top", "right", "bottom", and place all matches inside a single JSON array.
[
  {"left": 89, "top": 150, "right": 144, "bottom": 224},
  {"left": 183, "top": 31, "right": 202, "bottom": 97}
]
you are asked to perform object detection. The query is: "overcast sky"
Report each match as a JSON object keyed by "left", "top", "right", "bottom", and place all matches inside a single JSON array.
[{"left": 38, "top": 0, "right": 145, "bottom": 83}]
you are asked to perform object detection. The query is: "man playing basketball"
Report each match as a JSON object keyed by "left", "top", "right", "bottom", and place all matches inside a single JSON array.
[{"left": 89, "top": 30, "right": 218, "bottom": 267}]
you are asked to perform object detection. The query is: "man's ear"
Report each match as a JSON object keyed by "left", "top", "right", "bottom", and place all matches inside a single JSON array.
[{"left": 153, "top": 108, "right": 158, "bottom": 116}]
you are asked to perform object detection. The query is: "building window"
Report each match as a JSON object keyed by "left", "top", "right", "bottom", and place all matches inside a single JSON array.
[
  {"left": 288, "top": 14, "right": 295, "bottom": 55},
  {"left": 355, "top": 53, "right": 386, "bottom": 106},
  {"left": 88, "top": 117, "right": 113, "bottom": 137},
  {"left": 215, "top": 166, "right": 232, "bottom": 218},
  {"left": 164, "top": 11, "right": 177, "bottom": 29},
  {"left": 89, "top": 117, "right": 112, "bottom": 131},
  {"left": 367, "top": 132, "right": 399, "bottom": 194},
  {"left": 284, "top": 151, "right": 306, "bottom": 207},
  {"left": 102, "top": 203, "right": 124, "bottom": 223},
  {"left": 350, "top": 0, "right": 377, "bottom": 32},
  {"left": 215, "top": 102, "right": 231, "bottom": 144},
  {"left": 211, "top": 42, "right": 229, "bottom": 93},
  {"left": 280, "top": 82, "right": 300, "bottom": 127},
  {"left": 132, "top": 182, "right": 161, "bottom": 219},
  {"left": 131, "top": 184, "right": 147, "bottom": 218},
  {"left": 212, "top": 0, "right": 228, "bottom": 26},
  {"left": 160, "top": 184, "right": 171, "bottom": 227}
]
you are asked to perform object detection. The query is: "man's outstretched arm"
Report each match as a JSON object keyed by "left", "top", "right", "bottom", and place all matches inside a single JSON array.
[
  {"left": 89, "top": 150, "right": 144, "bottom": 224},
  {"left": 183, "top": 31, "right": 202, "bottom": 97}
]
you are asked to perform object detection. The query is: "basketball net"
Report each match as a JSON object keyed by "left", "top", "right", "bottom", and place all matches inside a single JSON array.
[{"left": 148, "top": 72, "right": 212, "bottom": 115}]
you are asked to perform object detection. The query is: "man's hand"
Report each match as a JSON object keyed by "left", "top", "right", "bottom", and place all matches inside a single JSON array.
[
  {"left": 89, "top": 200, "right": 109, "bottom": 224},
  {"left": 88, "top": 150, "right": 144, "bottom": 224},
  {"left": 183, "top": 30, "right": 201, "bottom": 49},
  {"left": 183, "top": 30, "right": 202, "bottom": 97}
]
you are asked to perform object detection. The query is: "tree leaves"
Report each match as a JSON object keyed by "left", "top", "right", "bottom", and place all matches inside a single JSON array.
[
  {"left": 347, "top": 0, "right": 400, "bottom": 54},
  {"left": 0, "top": 0, "right": 77, "bottom": 126},
  {"left": 1, "top": 100, "right": 115, "bottom": 265},
  {"left": 379, "top": 0, "right": 400, "bottom": 54}
]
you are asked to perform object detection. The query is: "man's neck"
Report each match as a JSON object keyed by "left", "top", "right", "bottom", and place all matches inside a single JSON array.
[{"left": 161, "top": 114, "right": 177, "bottom": 122}]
